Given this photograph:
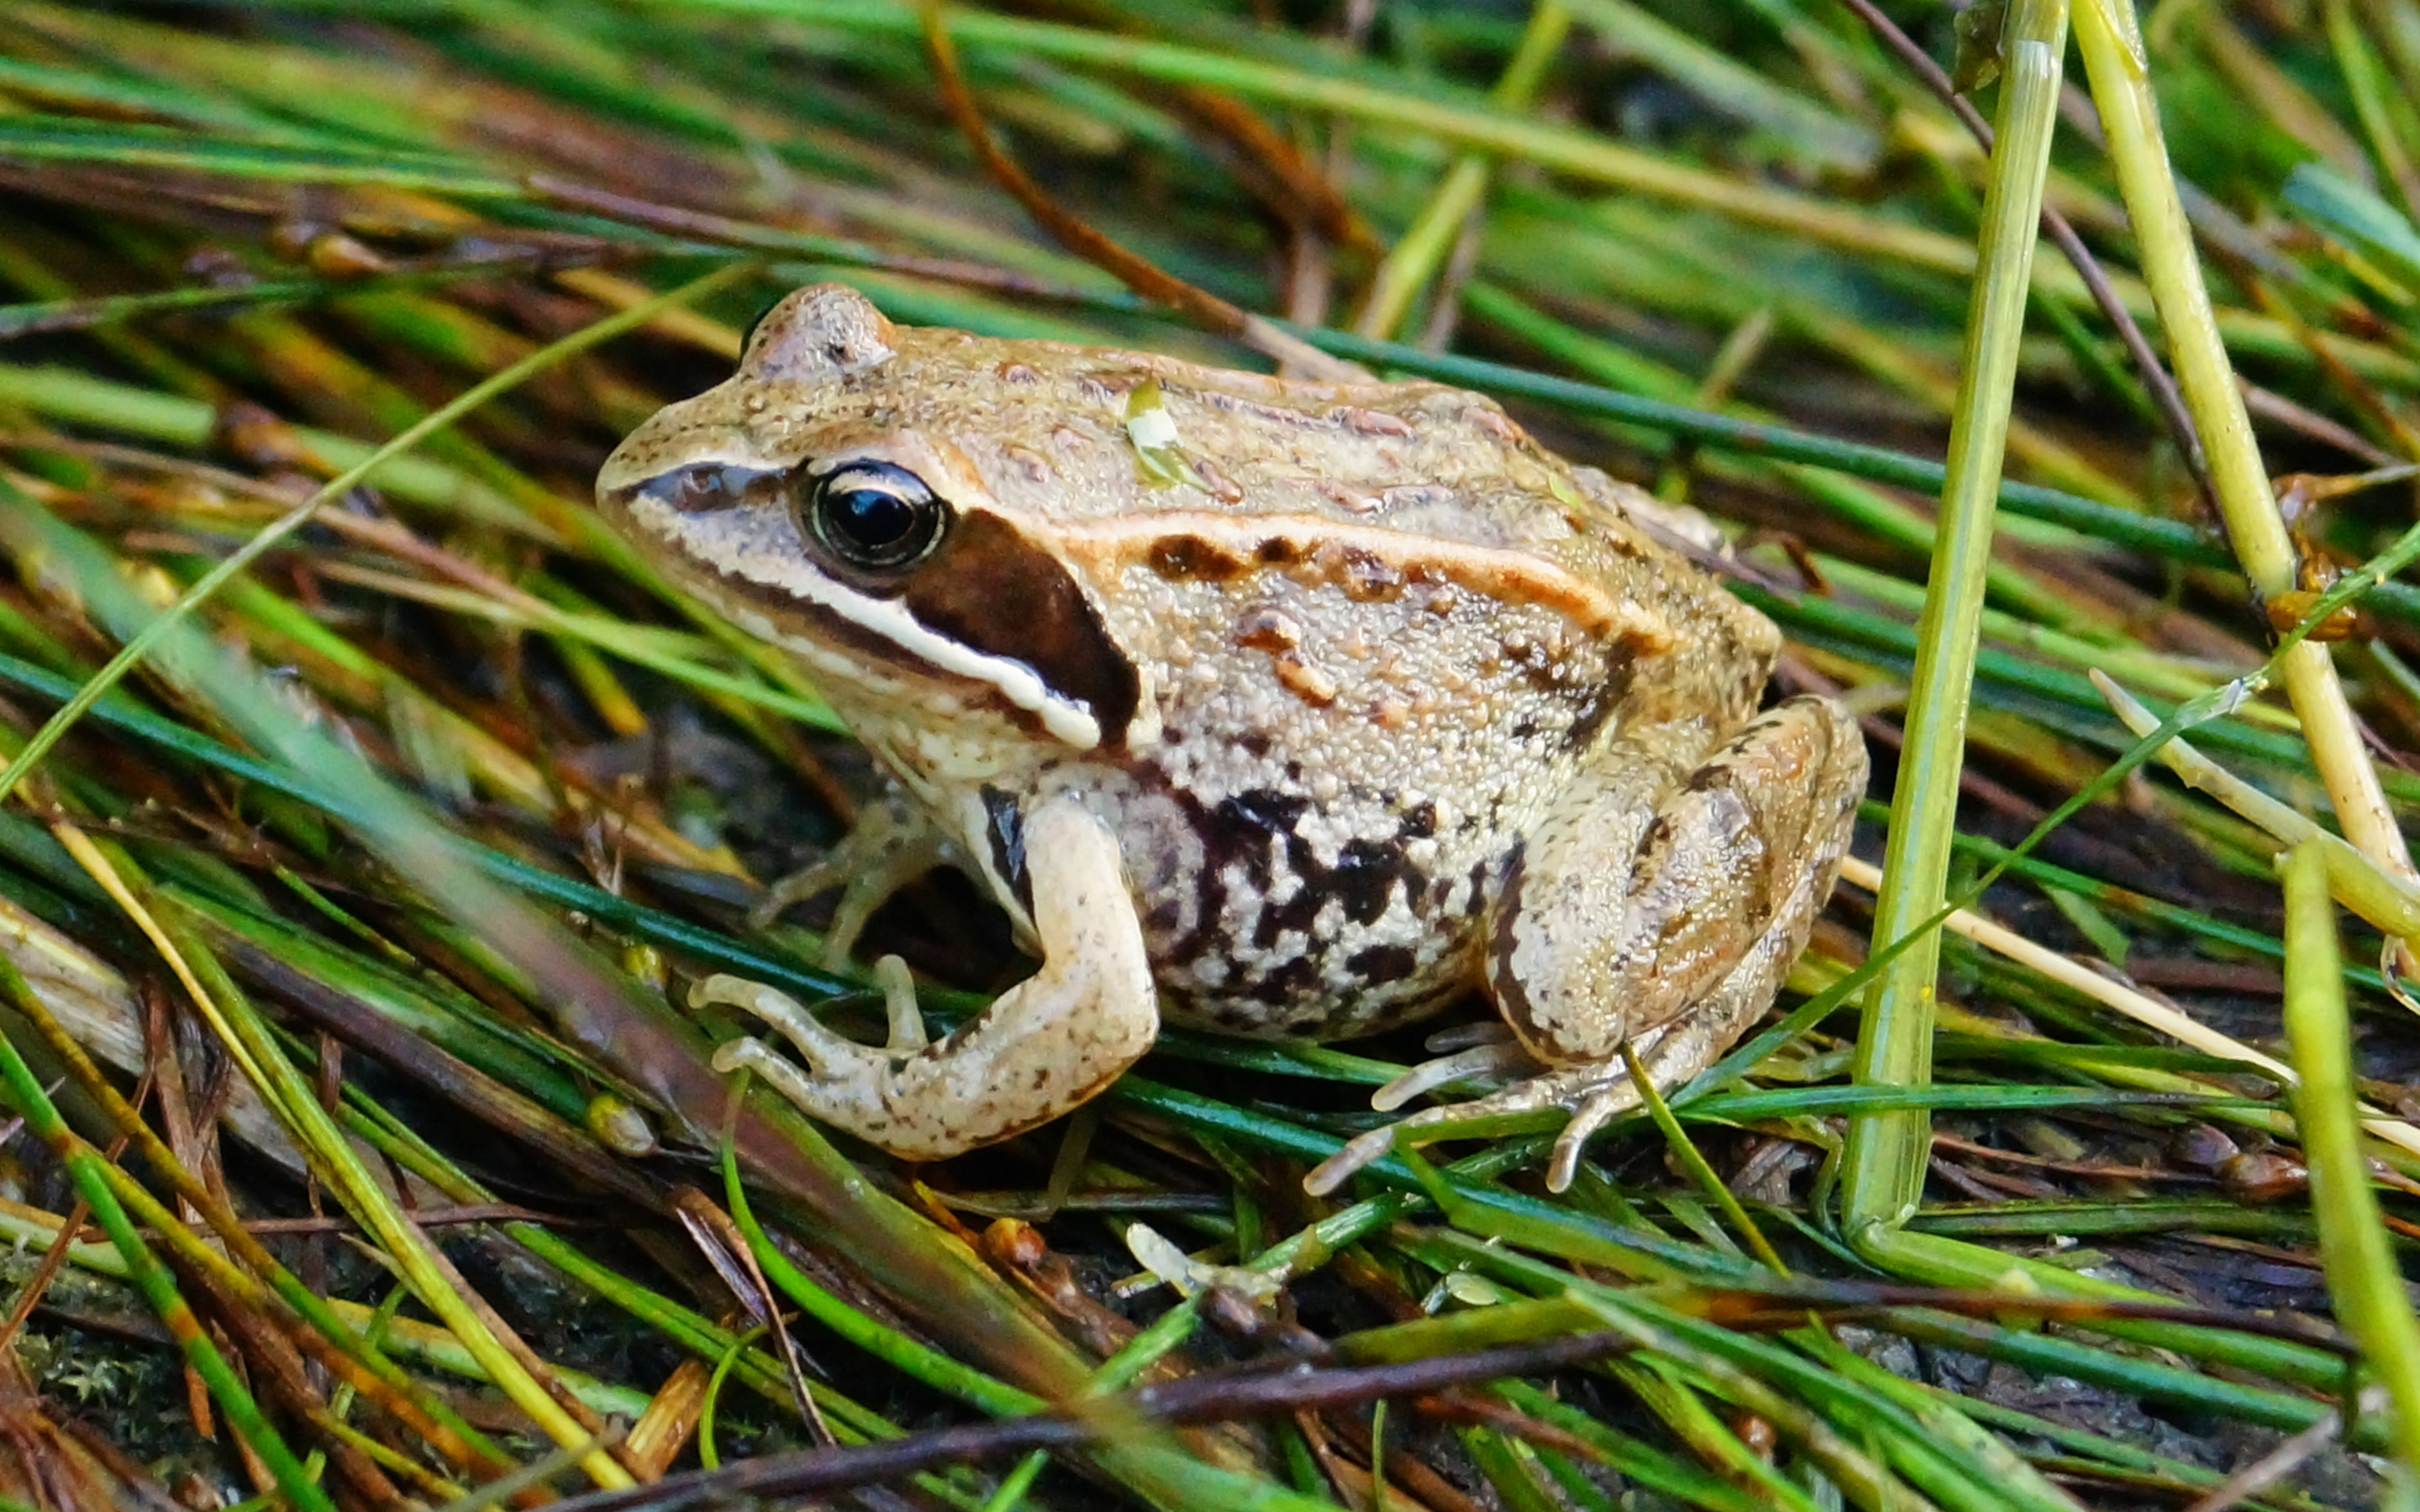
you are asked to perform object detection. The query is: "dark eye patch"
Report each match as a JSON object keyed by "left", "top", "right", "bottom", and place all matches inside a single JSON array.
[{"left": 902, "top": 511, "right": 1140, "bottom": 746}]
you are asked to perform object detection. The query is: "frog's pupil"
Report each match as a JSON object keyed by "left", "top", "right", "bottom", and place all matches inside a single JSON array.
[
  {"left": 807, "top": 460, "right": 943, "bottom": 570},
  {"left": 831, "top": 487, "right": 913, "bottom": 547}
]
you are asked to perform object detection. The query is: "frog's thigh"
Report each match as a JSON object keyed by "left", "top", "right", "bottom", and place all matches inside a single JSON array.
[
  {"left": 1489, "top": 695, "right": 1865, "bottom": 1065},
  {"left": 1301, "top": 697, "right": 1862, "bottom": 1196},
  {"left": 710, "top": 795, "right": 1157, "bottom": 1161}
]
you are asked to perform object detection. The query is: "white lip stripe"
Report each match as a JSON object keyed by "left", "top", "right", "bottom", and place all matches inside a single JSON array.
[{"left": 632, "top": 493, "right": 1107, "bottom": 750}]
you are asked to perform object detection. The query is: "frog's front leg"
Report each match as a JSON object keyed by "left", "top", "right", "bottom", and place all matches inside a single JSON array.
[
  {"left": 748, "top": 787, "right": 962, "bottom": 970},
  {"left": 699, "top": 795, "right": 1158, "bottom": 1159},
  {"left": 1307, "top": 696, "right": 1865, "bottom": 1194}
]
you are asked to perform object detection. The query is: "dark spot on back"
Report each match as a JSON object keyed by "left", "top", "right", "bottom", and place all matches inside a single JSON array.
[
  {"left": 1234, "top": 606, "right": 1300, "bottom": 651},
  {"left": 1399, "top": 801, "right": 1437, "bottom": 839},
  {"left": 1202, "top": 391, "right": 1315, "bottom": 428},
  {"left": 1334, "top": 837, "right": 1407, "bottom": 926},
  {"left": 1329, "top": 543, "right": 1404, "bottom": 601},
  {"left": 1559, "top": 643, "right": 1638, "bottom": 753},
  {"left": 1565, "top": 690, "right": 1613, "bottom": 753},
  {"left": 1334, "top": 405, "right": 1415, "bottom": 438},
  {"left": 1244, "top": 954, "right": 1320, "bottom": 1005},
  {"left": 1149, "top": 535, "right": 1249, "bottom": 581},
  {"left": 1213, "top": 789, "right": 1312, "bottom": 854}
]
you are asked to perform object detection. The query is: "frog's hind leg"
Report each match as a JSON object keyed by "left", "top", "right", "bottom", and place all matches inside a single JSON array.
[
  {"left": 1306, "top": 696, "right": 1865, "bottom": 1195},
  {"left": 702, "top": 795, "right": 1159, "bottom": 1160}
]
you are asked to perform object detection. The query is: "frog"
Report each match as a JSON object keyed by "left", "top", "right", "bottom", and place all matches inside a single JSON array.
[{"left": 596, "top": 284, "right": 1867, "bottom": 1194}]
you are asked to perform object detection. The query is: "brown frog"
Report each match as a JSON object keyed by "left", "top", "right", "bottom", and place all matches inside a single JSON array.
[{"left": 597, "top": 285, "right": 1866, "bottom": 1193}]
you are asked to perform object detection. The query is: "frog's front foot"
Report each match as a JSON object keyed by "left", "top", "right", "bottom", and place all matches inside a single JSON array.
[
  {"left": 705, "top": 797, "right": 1157, "bottom": 1159},
  {"left": 702, "top": 953, "right": 929, "bottom": 1118},
  {"left": 748, "top": 791, "right": 959, "bottom": 970}
]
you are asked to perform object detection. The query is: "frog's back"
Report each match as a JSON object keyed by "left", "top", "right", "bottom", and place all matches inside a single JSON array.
[{"left": 908, "top": 344, "right": 1769, "bottom": 1039}]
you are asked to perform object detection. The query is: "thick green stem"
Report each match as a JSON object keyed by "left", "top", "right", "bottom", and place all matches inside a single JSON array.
[
  {"left": 1843, "top": 0, "right": 2070, "bottom": 1237},
  {"left": 2074, "top": 0, "right": 2420, "bottom": 910},
  {"left": 2281, "top": 842, "right": 2420, "bottom": 1483}
]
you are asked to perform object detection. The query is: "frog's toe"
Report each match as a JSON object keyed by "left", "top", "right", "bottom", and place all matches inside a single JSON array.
[
  {"left": 1304, "top": 1124, "right": 1400, "bottom": 1195},
  {"left": 692, "top": 973, "right": 857, "bottom": 1067},
  {"left": 1302, "top": 1071, "right": 1642, "bottom": 1196},
  {"left": 1538, "top": 1002, "right": 1760, "bottom": 1188},
  {"left": 1306, "top": 1032, "right": 1544, "bottom": 1193},
  {"left": 711, "top": 1032, "right": 878, "bottom": 1109},
  {"left": 1302, "top": 1067, "right": 1595, "bottom": 1196},
  {"left": 1422, "top": 1020, "right": 1518, "bottom": 1054},
  {"left": 746, "top": 795, "right": 959, "bottom": 969},
  {"left": 746, "top": 856, "right": 845, "bottom": 935},
  {"left": 1371, "top": 1038, "right": 1535, "bottom": 1111},
  {"left": 820, "top": 846, "right": 947, "bottom": 968},
  {"left": 1544, "top": 1082, "right": 1644, "bottom": 1191},
  {"left": 1305, "top": 1019, "right": 1734, "bottom": 1195},
  {"left": 698, "top": 978, "right": 958, "bottom": 1157}
]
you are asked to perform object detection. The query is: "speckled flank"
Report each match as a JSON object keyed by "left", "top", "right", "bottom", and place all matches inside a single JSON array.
[
  {"left": 1061, "top": 534, "right": 1648, "bottom": 1041},
  {"left": 598, "top": 283, "right": 1868, "bottom": 1181}
]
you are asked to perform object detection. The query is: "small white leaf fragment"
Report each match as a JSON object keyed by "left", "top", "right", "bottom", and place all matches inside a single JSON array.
[{"left": 1123, "top": 380, "right": 1204, "bottom": 490}]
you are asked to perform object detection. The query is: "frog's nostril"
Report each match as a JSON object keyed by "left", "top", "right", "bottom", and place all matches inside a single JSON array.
[{"left": 635, "top": 464, "right": 781, "bottom": 516}]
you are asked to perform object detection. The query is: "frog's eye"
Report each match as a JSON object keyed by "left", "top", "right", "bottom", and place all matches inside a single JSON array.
[{"left": 802, "top": 460, "right": 947, "bottom": 572}]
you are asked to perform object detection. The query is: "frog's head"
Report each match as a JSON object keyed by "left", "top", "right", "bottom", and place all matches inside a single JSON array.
[{"left": 597, "top": 284, "right": 1142, "bottom": 753}]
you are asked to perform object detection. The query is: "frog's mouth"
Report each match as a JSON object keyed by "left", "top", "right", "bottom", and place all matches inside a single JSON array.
[{"left": 598, "top": 466, "right": 1146, "bottom": 754}]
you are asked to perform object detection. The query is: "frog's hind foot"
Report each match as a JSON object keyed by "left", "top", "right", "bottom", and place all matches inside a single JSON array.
[
  {"left": 1305, "top": 1014, "right": 1725, "bottom": 1196},
  {"left": 748, "top": 794, "right": 958, "bottom": 969}
]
